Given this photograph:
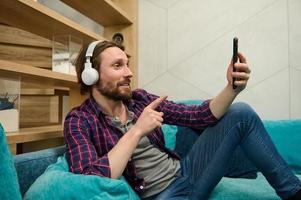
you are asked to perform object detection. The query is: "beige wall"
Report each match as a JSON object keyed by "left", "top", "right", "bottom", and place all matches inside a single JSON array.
[{"left": 139, "top": 0, "right": 301, "bottom": 120}]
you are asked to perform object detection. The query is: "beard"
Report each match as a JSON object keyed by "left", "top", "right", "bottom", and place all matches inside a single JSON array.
[{"left": 96, "top": 79, "right": 132, "bottom": 101}]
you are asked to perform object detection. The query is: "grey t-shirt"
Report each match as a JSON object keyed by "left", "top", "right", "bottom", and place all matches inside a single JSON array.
[
  {"left": 132, "top": 136, "right": 180, "bottom": 198},
  {"left": 110, "top": 111, "right": 180, "bottom": 198}
]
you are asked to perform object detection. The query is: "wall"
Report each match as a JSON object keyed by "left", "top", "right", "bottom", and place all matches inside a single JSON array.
[{"left": 139, "top": 0, "right": 301, "bottom": 120}]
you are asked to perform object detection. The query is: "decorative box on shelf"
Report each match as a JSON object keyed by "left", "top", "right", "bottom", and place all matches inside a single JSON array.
[
  {"left": 52, "top": 35, "right": 82, "bottom": 76},
  {"left": 0, "top": 77, "right": 20, "bottom": 132}
]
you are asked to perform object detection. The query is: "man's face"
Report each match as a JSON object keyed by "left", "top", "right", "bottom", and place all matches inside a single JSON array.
[{"left": 96, "top": 47, "right": 133, "bottom": 101}]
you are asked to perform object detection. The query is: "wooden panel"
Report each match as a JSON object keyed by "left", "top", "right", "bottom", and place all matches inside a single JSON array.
[
  {"left": 6, "top": 125, "right": 63, "bottom": 144},
  {"left": 0, "top": 23, "right": 52, "bottom": 48},
  {"left": 21, "top": 88, "right": 57, "bottom": 96},
  {"left": 21, "top": 88, "right": 69, "bottom": 96},
  {"left": 21, "top": 137, "right": 64, "bottom": 153},
  {"left": 0, "top": 43, "right": 51, "bottom": 69},
  {"left": 20, "top": 96, "right": 59, "bottom": 125},
  {"left": 0, "top": 59, "right": 78, "bottom": 87},
  {"left": 0, "top": 0, "right": 104, "bottom": 45},
  {"left": 69, "top": 85, "right": 89, "bottom": 108},
  {"left": 9, "top": 144, "right": 17, "bottom": 155},
  {"left": 21, "top": 81, "right": 70, "bottom": 95},
  {"left": 61, "top": 0, "right": 133, "bottom": 26},
  {"left": 111, "top": 0, "right": 137, "bottom": 18}
]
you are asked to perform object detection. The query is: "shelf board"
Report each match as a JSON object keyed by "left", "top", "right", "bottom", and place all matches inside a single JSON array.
[
  {"left": 0, "top": 59, "right": 78, "bottom": 87},
  {"left": 61, "top": 0, "right": 133, "bottom": 26},
  {"left": 21, "top": 87, "right": 70, "bottom": 96},
  {"left": 0, "top": 0, "right": 105, "bottom": 44},
  {"left": 6, "top": 125, "right": 63, "bottom": 144}
]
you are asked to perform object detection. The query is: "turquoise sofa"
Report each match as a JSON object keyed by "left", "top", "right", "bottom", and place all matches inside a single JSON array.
[{"left": 1, "top": 110, "right": 301, "bottom": 199}]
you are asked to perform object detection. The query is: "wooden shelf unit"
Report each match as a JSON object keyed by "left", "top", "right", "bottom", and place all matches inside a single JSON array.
[
  {"left": 21, "top": 87, "right": 69, "bottom": 96},
  {"left": 6, "top": 125, "right": 63, "bottom": 145},
  {"left": 0, "top": 0, "right": 105, "bottom": 44},
  {"left": 61, "top": 0, "right": 133, "bottom": 26},
  {"left": 0, "top": 0, "right": 138, "bottom": 154},
  {"left": 0, "top": 59, "right": 78, "bottom": 87},
  {"left": 6, "top": 125, "right": 64, "bottom": 154}
]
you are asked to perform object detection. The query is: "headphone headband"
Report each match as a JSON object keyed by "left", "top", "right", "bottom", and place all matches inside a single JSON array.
[
  {"left": 85, "top": 40, "right": 102, "bottom": 59},
  {"left": 81, "top": 40, "right": 102, "bottom": 86}
]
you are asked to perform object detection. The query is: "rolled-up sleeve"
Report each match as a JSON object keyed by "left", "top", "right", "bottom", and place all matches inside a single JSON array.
[
  {"left": 141, "top": 91, "right": 218, "bottom": 128},
  {"left": 162, "top": 99, "right": 218, "bottom": 128},
  {"left": 64, "top": 113, "right": 111, "bottom": 178}
]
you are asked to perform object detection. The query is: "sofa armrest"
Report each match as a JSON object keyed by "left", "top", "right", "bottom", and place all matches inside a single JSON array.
[{"left": 14, "top": 145, "right": 65, "bottom": 196}]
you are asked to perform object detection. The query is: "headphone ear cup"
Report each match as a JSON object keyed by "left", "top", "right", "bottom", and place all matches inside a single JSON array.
[{"left": 81, "top": 66, "right": 99, "bottom": 86}]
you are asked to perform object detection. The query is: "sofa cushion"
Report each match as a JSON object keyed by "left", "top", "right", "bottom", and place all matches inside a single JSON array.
[
  {"left": 0, "top": 123, "right": 22, "bottom": 200},
  {"left": 263, "top": 120, "right": 301, "bottom": 174},
  {"left": 24, "top": 155, "right": 140, "bottom": 200},
  {"left": 210, "top": 173, "right": 301, "bottom": 199},
  {"left": 14, "top": 145, "right": 65, "bottom": 196}
]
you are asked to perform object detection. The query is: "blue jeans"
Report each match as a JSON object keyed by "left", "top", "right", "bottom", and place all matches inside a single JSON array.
[{"left": 153, "top": 102, "right": 301, "bottom": 200}]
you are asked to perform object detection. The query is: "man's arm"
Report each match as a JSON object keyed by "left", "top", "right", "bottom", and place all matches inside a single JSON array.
[
  {"left": 108, "top": 96, "right": 167, "bottom": 179},
  {"left": 64, "top": 115, "right": 112, "bottom": 177},
  {"left": 209, "top": 52, "right": 251, "bottom": 119},
  {"left": 65, "top": 97, "right": 166, "bottom": 179}
]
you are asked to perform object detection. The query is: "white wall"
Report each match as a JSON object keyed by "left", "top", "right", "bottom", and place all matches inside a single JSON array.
[{"left": 139, "top": 0, "right": 301, "bottom": 120}]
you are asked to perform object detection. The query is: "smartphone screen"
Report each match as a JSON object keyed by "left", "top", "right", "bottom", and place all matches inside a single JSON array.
[{"left": 232, "top": 37, "right": 238, "bottom": 89}]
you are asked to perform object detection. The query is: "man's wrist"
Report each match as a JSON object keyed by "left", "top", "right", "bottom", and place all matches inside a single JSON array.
[
  {"left": 226, "top": 83, "right": 239, "bottom": 97},
  {"left": 128, "top": 125, "right": 143, "bottom": 140}
]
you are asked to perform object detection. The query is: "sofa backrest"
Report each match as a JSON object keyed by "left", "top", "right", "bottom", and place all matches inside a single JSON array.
[{"left": 14, "top": 145, "right": 65, "bottom": 196}]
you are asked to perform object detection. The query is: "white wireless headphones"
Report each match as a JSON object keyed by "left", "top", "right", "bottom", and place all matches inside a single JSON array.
[{"left": 81, "top": 41, "right": 102, "bottom": 86}]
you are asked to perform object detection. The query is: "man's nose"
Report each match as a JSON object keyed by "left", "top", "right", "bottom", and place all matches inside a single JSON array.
[{"left": 124, "top": 66, "right": 133, "bottom": 77}]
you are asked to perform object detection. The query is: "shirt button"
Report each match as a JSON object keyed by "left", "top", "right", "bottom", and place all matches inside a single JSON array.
[{"left": 139, "top": 185, "right": 144, "bottom": 190}]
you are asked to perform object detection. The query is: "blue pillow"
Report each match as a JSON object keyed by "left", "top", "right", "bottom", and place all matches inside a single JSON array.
[
  {"left": 0, "top": 124, "right": 22, "bottom": 200},
  {"left": 24, "top": 155, "right": 140, "bottom": 200},
  {"left": 263, "top": 120, "right": 301, "bottom": 174}
]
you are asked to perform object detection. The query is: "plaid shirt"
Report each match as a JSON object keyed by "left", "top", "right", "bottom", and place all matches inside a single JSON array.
[{"left": 64, "top": 89, "right": 218, "bottom": 193}]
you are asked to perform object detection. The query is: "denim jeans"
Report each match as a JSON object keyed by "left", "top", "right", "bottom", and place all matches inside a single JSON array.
[{"left": 151, "top": 102, "right": 301, "bottom": 200}]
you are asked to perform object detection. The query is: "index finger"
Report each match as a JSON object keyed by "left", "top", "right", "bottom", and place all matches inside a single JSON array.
[
  {"left": 238, "top": 52, "right": 247, "bottom": 63},
  {"left": 147, "top": 96, "right": 167, "bottom": 110}
]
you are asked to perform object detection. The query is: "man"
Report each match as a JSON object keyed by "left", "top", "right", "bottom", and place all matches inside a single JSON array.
[{"left": 64, "top": 40, "right": 301, "bottom": 199}]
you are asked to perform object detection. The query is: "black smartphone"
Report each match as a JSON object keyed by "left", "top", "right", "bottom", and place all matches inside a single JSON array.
[{"left": 232, "top": 37, "right": 238, "bottom": 89}]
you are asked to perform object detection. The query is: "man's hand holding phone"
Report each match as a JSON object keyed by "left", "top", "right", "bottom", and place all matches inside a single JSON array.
[{"left": 227, "top": 37, "right": 251, "bottom": 93}]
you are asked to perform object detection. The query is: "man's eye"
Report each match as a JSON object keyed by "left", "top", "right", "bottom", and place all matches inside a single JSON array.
[{"left": 114, "top": 63, "right": 121, "bottom": 68}]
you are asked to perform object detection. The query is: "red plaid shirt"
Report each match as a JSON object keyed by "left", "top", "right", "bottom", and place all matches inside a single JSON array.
[{"left": 64, "top": 89, "right": 217, "bottom": 193}]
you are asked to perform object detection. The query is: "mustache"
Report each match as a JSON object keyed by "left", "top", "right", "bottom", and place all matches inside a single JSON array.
[{"left": 117, "top": 79, "right": 131, "bottom": 86}]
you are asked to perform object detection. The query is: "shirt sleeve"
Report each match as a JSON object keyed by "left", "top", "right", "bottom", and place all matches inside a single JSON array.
[
  {"left": 64, "top": 112, "right": 111, "bottom": 178},
  {"left": 143, "top": 91, "right": 218, "bottom": 128}
]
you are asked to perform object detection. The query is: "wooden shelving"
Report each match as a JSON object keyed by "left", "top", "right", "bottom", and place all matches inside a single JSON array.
[
  {"left": 0, "top": 59, "right": 78, "bottom": 87},
  {"left": 0, "top": 0, "right": 105, "bottom": 44},
  {"left": 0, "top": 0, "right": 138, "bottom": 154},
  {"left": 61, "top": 0, "right": 133, "bottom": 26},
  {"left": 6, "top": 125, "right": 63, "bottom": 145},
  {"left": 21, "top": 87, "right": 69, "bottom": 96}
]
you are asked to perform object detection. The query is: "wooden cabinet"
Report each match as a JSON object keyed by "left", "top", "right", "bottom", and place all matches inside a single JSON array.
[{"left": 0, "top": 0, "right": 138, "bottom": 154}]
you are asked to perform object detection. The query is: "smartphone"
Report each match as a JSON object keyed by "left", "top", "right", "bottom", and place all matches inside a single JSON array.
[{"left": 232, "top": 37, "right": 238, "bottom": 89}]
